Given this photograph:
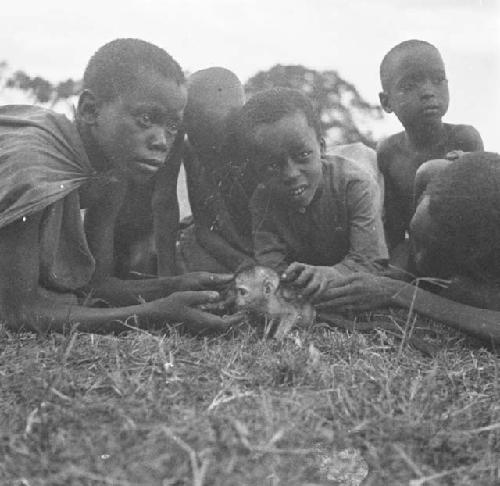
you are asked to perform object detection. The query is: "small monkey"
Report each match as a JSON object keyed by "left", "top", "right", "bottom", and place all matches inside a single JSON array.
[{"left": 232, "top": 265, "right": 316, "bottom": 339}]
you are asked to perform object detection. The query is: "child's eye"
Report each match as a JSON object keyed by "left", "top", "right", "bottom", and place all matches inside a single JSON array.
[
  {"left": 137, "top": 113, "right": 153, "bottom": 128},
  {"left": 297, "top": 150, "right": 312, "bottom": 160},
  {"left": 165, "top": 121, "right": 180, "bottom": 135},
  {"left": 400, "top": 81, "right": 417, "bottom": 92}
]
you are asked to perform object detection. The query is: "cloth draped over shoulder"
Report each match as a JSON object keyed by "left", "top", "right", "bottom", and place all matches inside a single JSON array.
[{"left": 0, "top": 105, "right": 97, "bottom": 291}]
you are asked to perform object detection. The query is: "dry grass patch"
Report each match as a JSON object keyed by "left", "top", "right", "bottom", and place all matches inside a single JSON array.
[{"left": 0, "top": 311, "right": 499, "bottom": 485}]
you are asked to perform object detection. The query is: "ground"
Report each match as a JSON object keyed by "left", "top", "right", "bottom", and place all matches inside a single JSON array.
[{"left": 1, "top": 310, "right": 499, "bottom": 485}]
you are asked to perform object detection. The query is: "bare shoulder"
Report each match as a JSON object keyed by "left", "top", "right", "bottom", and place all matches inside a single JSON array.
[
  {"left": 445, "top": 123, "right": 484, "bottom": 151},
  {"left": 376, "top": 132, "right": 405, "bottom": 174}
]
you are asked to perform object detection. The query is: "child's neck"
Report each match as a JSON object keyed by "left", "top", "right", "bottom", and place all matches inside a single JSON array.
[{"left": 405, "top": 120, "right": 445, "bottom": 151}]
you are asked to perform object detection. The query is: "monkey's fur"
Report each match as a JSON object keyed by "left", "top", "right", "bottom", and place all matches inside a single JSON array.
[{"left": 232, "top": 265, "right": 315, "bottom": 339}]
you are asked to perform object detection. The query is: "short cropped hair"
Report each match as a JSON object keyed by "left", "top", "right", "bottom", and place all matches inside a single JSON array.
[
  {"left": 380, "top": 39, "right": 440, "bottom": 91},
  {"left": 184, "top": 67, "right": 244, "bottom": 122},
  {"left": 83, "top": 38, "right": 184, "bottom": 102},
  {"left": 184, "top": 67, "right": 244, "bottom": 151},
  {"left": 235, "top": 87, "right": 322, "bottom": 142},
  {"left": 426, "top": 152, "right": 500, "bottom": 282}
]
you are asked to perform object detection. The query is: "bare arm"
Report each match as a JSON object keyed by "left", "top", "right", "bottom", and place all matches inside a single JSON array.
[
  {"left": 1, "top": 211, "right": 243, "bottom": 334},
  {"left": 414, "top": 158, "right": 452, "bottom": 204},
  {"left": 393, "top": 281, "right": 500, "bottom": 343},
  {"left": 184, "top": 143, "right": 252, "bottom": 271},
  {"left": 377, "top": 141, "right": 407, "bottom": 251},
  {"left": 319, "top": 273, "right": 500, "bottom": 344},
  {"left": 83, "top": 176, "right": 233, "bottom": 307},
  {"left": 152, "top": 134, "right": 183, "bottom": 276},
  {"left": 455, "top": 125, "right": 484, "bottom": 152},
  {"left": 195, "top": 225, "right": 252, "bottom": 270},
  {"left": 84, "top": 178, "right": 178, "bottom": 305}
]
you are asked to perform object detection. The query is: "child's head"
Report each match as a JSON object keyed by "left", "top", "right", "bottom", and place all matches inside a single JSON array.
[
  {"left": 411, "top": 152, "right": 500, "bottom": 281},
  {"left": 379, "top": 40, "right": 449, "bottom": 131},
  {"left": 77, "top": 38, "right": 186, "bottom": 182},
  {"left": 184, "top": 67, "right": 245, "bottom": 155},
  {"left": 236, "top": 88, "right": 324, "bottom": 210}
]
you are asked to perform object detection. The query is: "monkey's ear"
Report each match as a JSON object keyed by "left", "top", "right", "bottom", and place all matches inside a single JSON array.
[{"left": 263, "top": 279, "right": 274, "bottom": 295}]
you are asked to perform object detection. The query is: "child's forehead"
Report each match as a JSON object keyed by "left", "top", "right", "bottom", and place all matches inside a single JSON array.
[
  {"left": 121, "top": 71, "right": 186, "bottom": 110},
  {"left": 388, "top": 46, "right": 445, "bottom": 78}
]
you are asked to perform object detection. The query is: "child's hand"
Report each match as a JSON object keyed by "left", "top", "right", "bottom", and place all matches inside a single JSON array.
[
  {"left": 174, "top": 272, "right": 233, "bottom": 291},
  {"left": 150, "top": 291, "right": 245, "bottom": 333},
  {"left": 281, "top": 263, "right": 340, "bottom": 301},
  {"left": 444, "top": 150, "right": 465, "bottom": 161}
]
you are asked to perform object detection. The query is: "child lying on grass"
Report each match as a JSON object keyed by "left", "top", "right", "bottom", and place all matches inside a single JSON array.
[
  {"left": 234, "top": 87, "right": 388, "bottom": 301},
  {"left": 0, "top": 39, "right": 243, "bottom": 334},
  {"left": 322, "top": 152, "right": 500, "bottom": 344}
]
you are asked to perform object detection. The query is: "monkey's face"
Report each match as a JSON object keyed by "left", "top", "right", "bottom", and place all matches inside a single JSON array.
[{"left": 233, "top": 266, "right": 280, "bottom": 313}]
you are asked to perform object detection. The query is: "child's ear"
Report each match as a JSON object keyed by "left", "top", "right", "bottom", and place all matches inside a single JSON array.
[
  {"left": 379, "top": 91, "right": 392, "bottom": 114},
  {"left": 76, "top": 90, "right": 99, "bottom": 125}
]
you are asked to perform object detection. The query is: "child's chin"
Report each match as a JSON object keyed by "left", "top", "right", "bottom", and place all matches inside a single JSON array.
[{"left": 286, "top": 193, "right": 312, "bottom": 209}]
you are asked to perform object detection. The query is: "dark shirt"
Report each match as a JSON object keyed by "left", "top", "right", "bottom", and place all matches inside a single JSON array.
[{"left": 250, "top": 155, "right": 388, "bottom": 273}]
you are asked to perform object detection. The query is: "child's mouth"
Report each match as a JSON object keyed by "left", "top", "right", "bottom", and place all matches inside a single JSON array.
[
  {"left": 289, "top": 185, "right": 307, "bottom": 198},
  {"left": 422, "top": 105, "right": 440, "bottom": 115}
]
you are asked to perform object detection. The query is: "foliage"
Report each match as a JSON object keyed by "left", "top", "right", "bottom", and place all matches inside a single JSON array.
[
  {"left": 245, "top": 64, "right": 383, "bottom": 148},
  {"left": 0, "top": 62, "right": 383, "bottom": 148},
  {"left": 4, "top": 70, "right": 80, "bottom": 106},
  {"left": 0, "top": 62, "right": 80, "bottom": 108},
  {"left": 1, "top": 311, "right": 499, "bottom": 485}
]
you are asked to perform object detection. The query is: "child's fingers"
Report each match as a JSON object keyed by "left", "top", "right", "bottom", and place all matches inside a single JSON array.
[
  {"left": 300, "top": 274, "right": 322, "bottom": 297},
  {"left": 281, "top": 262, "right": 304, "bottom": 281},
  {"left": 293, "top": 266, "right": 315, "bottom": 287},
  {"left": 310, "top": 279, "right": 329, "bottom": 303}
]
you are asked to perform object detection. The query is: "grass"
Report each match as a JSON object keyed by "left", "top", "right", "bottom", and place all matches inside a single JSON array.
[{"left": 0, "top": 310, "right": 499, "bottom": 485}]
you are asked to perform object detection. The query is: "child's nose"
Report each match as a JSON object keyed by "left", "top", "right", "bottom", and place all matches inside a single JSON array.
[
  {"left": 282, "top": 158, "right": 300, "bottom": 180},
  {"left": 148, "top": 126, "right": 170, "bottom": 153},
  {"left": 420, "top": 79, "right": 437, "bottom": 99}
]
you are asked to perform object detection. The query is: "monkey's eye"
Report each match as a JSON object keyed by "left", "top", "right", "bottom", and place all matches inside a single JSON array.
[{"left": 236, "top": 288, "right": 248, "bottom": 296}]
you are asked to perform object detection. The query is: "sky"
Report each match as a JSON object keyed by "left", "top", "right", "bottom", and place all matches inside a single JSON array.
[{"left": 0, "top": 0, "right": 499, "bottom": 150}]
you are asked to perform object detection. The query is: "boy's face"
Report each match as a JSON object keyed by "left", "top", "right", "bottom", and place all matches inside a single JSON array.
[
  {"left": 250, "top": 112, "right": 323, "bottom": 209},
  {"left": 92, "top": 70, "right": 186, "bottom": 183},
  {"left": 380, "top": 46, "right": 449, "bottom": 130}
]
